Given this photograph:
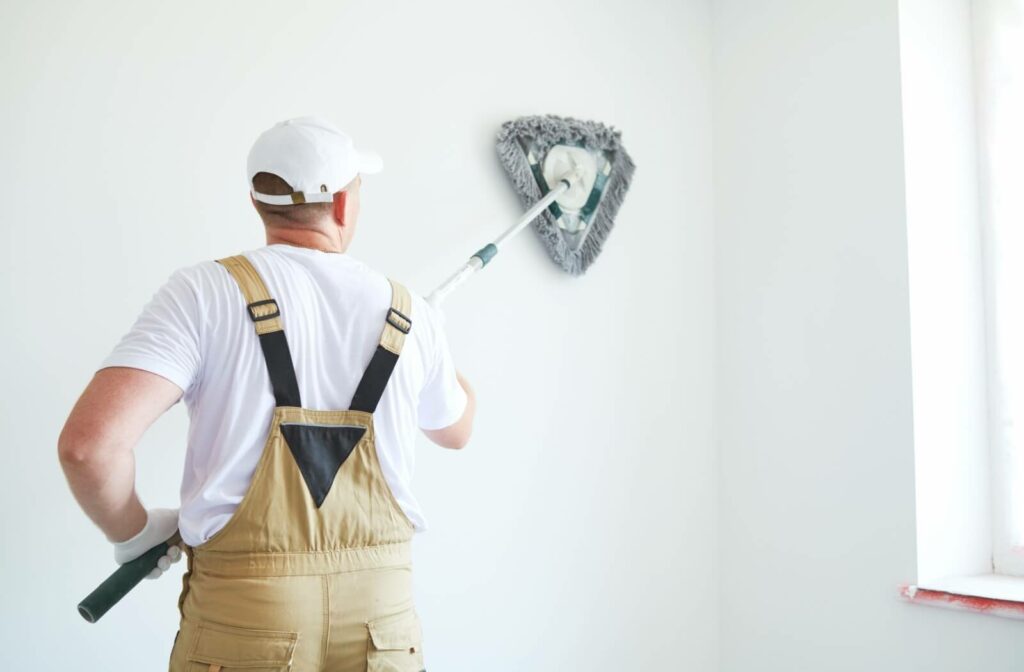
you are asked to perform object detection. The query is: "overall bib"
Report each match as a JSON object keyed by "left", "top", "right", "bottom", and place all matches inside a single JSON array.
[{"left": 168, "top": 255, "right": 426, "bottom": 672}]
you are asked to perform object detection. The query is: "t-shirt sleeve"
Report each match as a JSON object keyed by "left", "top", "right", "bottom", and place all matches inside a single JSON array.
[
  {"left": 98, "top": 267, "right": 203, "bottom": 397},
  {"left": 416, "top": 303, "right": 467, "bottom": 431}
]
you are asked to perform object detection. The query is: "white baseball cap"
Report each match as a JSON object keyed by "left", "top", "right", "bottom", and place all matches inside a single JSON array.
[{"left": 247, "top": 116, "right": 383, "bottom": 205}]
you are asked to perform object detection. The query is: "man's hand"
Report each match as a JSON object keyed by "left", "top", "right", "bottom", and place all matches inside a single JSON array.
[{"left": 111, "top": 507, "right": 183, "bottom": 579}]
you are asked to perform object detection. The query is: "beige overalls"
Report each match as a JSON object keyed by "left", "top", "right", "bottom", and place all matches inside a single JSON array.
[{"left": 168, "top": 254, "right": 426, "bottom": 672}]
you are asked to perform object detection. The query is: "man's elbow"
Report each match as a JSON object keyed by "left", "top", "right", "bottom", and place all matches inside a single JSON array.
[
  {"left": 423, "top": 421, "right": 473, "bottom": 450},
  {"left": 58, "top": 425, "right": 90, "bottom": 466},
  {"left": 57, "top": 423, "right": 112, "bottom": 467},
  {"left": 446, "top": 429, "right": 471, "bottom": 450}
]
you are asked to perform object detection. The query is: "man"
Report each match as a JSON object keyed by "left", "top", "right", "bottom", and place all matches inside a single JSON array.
[{"left": 58, "top": 116, "right": 475, "bottom": 671}]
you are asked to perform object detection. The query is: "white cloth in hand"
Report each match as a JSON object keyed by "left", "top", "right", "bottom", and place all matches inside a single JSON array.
[{"left": 111, "top": 508, "right": 183, "bottom": 580}]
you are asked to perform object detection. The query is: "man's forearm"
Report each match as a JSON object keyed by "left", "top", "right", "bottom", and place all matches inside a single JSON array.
[{"left": 58, "top": 437, "right": 147, "bottom": 542}]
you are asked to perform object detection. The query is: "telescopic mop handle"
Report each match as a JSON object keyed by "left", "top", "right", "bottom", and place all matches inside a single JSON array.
[{"left": 426, "top": 166, "right": 582, "bottom": 307}]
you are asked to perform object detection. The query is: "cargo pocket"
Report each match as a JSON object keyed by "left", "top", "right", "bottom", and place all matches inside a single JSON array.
[
  {"left": 366, "top": 608, "right": 426, "bottom": 672},
  {"left": 185, "top": 619, "right": 298, "bottom": 671}
]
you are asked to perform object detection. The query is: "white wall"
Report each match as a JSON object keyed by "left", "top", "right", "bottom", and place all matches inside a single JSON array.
[
  {"left": 714, "top": 1, "right": 1024, "bottom": 669},
  {"left": 0, "top": 0, "right": 716, "bottom": 670}
]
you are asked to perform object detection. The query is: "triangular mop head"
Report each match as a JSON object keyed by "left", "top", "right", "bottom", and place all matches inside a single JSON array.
[{"left": 496, "top": 115, "right": 635, "bottom": 275}]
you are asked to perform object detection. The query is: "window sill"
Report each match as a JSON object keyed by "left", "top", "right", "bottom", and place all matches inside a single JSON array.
[{"left": 900, "top": 575, "right": 1024, "bottom": 621}]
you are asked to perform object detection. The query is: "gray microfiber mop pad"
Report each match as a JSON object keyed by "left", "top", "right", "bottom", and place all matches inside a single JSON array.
[{"left": 496, "top": 115, "right": 635, "bottom": 275}]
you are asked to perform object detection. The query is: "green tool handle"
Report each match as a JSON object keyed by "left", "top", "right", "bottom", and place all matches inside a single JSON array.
[{"left": 77, "top": 531, "right": 181, "bottom": 623}]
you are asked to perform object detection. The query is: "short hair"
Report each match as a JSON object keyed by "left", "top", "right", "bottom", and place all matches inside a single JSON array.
[{"left": 251, "top": 172, "right": 333, "bottom": 228}]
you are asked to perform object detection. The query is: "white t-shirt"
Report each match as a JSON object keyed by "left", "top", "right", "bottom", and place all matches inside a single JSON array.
[{"left": 99, "top": 243, "right": 466, "bottom": 547}]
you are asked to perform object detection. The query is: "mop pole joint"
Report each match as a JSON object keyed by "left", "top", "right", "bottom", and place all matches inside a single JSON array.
[{"left": 472, "top": 244, "right": 498, "bottom": 267}]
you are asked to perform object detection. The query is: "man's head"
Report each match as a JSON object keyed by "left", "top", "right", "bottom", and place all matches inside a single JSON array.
[
  {"left": 250, "top": 171, "right": 361, "bottom": 247},
  {"left": 246, "top": 117, "right": 381, "bottom": 252}
]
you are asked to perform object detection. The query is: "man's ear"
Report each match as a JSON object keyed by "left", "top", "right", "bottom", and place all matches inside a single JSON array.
[{"left": 332, "top": 191, "right": 348, "bottom": 227}]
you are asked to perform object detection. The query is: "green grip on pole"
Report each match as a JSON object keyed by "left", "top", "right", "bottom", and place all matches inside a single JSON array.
[
  {"left": 77, "top": 535, "right": 177, "bottom": 623},
  {"left": 472, "top": 243, "right": 498, "bottom": 267}
]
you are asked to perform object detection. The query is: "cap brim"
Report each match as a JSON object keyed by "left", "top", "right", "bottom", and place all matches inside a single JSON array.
[{"left": 357, "top": 149, "right": 383, "bottom": 174}]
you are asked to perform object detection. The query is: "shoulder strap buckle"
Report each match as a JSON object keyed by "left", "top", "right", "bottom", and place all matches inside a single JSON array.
[
  {"left": 248, "top": 298, "right": 281, "bottom": 323},
  {"left": 386, "top": 307, "right": 412, "bottom": 334}
]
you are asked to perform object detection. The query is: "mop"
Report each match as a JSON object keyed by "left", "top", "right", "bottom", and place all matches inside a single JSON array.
[
  {"left": 428, "top": 114, "right": 635, "bottom": 304},
  {"left": 77, "top": 114, "right": 635, "bottom": 622}
]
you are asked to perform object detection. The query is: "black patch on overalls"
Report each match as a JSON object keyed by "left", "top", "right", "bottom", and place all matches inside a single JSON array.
[{"left": 281, "top": 424, "right": 367, "bottom": 508}]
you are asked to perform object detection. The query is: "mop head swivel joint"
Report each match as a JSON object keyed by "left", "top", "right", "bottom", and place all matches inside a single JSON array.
[{"left": 496, "top": 115, "right": 635, "bottom": 275}]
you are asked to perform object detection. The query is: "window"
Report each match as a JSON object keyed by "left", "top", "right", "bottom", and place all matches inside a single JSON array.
[
  {"left": 900, "top": 0, "right": 1024, "bottom": 610},
  {"left": 976, "top": 0, "right": 1024, "bottom": 578}
]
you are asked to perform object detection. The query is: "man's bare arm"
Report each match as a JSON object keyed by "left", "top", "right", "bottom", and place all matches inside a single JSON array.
[
  {"left": 57, "top": 367, "right": 183, "bottom": 542},
  {"left": 422, "top": 370, "right": 476, "bottom": 450}
]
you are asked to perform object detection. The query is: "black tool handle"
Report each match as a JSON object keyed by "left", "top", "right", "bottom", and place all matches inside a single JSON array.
[{"left": 77, "top": 532, "right": 181, "bottom": 623}]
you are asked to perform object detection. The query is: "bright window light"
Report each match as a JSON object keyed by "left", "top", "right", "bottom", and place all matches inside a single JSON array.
[{"left": 976, "top": 0, "right": 1024, "bottom": 577}]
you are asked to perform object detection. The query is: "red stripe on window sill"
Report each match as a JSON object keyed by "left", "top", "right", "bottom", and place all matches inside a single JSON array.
[{"left": 899, "top": 584, "right": 1024, "bottom": 621}]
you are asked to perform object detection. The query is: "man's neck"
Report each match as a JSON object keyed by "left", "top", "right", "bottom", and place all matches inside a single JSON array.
[{"left": 265, "top": 227, "right": 345, "bottom": 254}]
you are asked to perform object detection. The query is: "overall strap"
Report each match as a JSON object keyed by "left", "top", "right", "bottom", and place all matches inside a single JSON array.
[
  {"left": 350, "top": 279, "right": 412, "bottom": 413},
  {"left": 217, "top": 255, "right": 303, "bottom": 408}
]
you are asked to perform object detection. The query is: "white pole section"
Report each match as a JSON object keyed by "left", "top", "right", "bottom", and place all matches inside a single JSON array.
[{"left": 426, "top": 168, "right": 581, "bottom": 307}]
